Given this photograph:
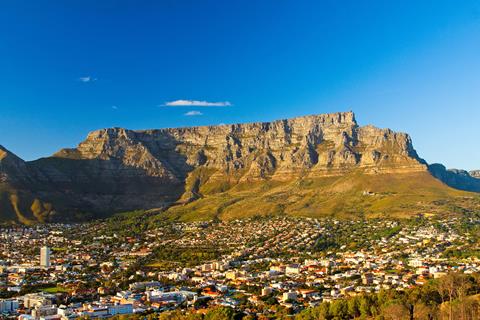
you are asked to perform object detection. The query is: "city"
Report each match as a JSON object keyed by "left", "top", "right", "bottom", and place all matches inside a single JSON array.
[
  {"left": 1, "top": 214, "right": 480, "bottom": 319},
  {"left": 2, "top": 1, "right": 480, "bottom": 319}
]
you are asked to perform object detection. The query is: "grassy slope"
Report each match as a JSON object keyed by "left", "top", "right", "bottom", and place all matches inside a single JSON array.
[{"left": 163, "top": 170, "right": 480, "bottom": 221}]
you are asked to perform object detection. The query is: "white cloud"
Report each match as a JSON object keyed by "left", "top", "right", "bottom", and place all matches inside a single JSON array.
[
  {"left": 164, "top": 99, "right": 231, "bottom": 107},
  {"left": 184, "top": 110, "right": 203, "bottom": 116},
  {"left": 79, "top": 76, "right": 97, "bottom": 82}
]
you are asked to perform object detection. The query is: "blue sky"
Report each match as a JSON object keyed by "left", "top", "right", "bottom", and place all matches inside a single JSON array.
[{"left": 0, "top": 1, "right": 479, "bottom": 170}]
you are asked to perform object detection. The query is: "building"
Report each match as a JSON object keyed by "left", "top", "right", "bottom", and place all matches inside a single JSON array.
[
  {"left": 78, "top": 304, "right": 133, "bottom": 318},
  {"left": 201, "top": 264, "right": 213, "bottom": 272},
  {"left": 408, "top": 258, "right": 424, "bottom": 268},
  {"left": 362, "top": 272, "right": 374, "bottom": 285},
  {"left": 128, "top": 281, "right": 161, "bottom": 291},
  {"left": 31, "top": 305, "right": 57, "bottom": 319},
  {"left": 261, "top": 287, "right": 272, "bottom": 296},
  {"left": 225, "top": 271, "right": 238, "bottom": 280},
  {"left": 0, "top": 299, "right": 19, "bottom": 313},
  {"left": 40, "top": 246, "right": 51, "bottom": 268},
  {"left": 282, "top": 291, "right": 297, "bottom": 302},
  {"left": 108, "top": 304, "right": 133, "bottom": 316},
  {"left": 23, "top": 293, "right": 55, "bottom": 309},
  {"left": 285, "top": 264, "right": 301, "bottom": 275}
]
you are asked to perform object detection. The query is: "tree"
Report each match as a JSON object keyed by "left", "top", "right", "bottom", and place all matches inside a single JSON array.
[
  {"left": 329, "top": 300, "right": 348, "bottom": 320},
  {"left": 436, "top": 272, "right": 470, "bottom": 320},
  {"left": 159, "top": 310, "right": 185, "bottom": 320},
  {"left": 347, "top": 296, "right": 360, "bottom": 318},
  {"left": 359, "top": 295, "right": 372, "bottom": 317},
  {"left": 413, "top": 303, "right": 436, "bottom": 320},
  {"left": 204, "top": 306, "right": 236, "bottom": 320},
  {"left": 381, "top": 301, "right": 410, "bottom": 320},
  {"left": 454, "top": 273, "right": 473, "bottom": 320}
]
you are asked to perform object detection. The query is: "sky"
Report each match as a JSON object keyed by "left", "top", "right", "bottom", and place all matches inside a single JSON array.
[{"left": 0, "top": 1, "right": 479, "bottom": 170}]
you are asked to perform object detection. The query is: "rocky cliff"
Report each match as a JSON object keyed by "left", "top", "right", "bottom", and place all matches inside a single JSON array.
[
  {"left": 53, "top": 111, "right": 427, "bottom": 177},
  {"left": 0, "top": 112, "right": 478, "bottom": 223}
]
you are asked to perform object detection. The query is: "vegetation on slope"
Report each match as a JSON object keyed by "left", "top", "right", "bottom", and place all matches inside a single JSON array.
[{"left": 163, "top": 171, "right": 480, "bottom": 222}]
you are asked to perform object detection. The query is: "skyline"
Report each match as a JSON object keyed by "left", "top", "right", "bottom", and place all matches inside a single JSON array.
[{"left": 1, "top": 1, "right": 480, "bottom": 170}]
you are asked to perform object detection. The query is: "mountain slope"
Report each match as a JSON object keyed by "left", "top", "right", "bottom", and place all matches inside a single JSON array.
[
  {"left": 0, "top": 112, "right": 478, "bottom": 223},
  {"left": 0, "top": 145, "right": 56, "bottom": 224},
  {"left": 162, "top": 170, "right": 477, "bottom": 221}
]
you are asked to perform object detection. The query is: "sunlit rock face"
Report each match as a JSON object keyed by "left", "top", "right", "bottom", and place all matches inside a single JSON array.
[{"left": 470, "top": 170, "right": 480, "bottom": 179}]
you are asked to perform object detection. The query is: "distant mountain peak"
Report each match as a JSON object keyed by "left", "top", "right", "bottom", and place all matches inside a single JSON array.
[{"left": 0, "top": 145, "right": 25, "bottom": 165}]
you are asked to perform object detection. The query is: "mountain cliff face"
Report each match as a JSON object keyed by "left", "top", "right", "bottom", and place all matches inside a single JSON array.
[
  {"left": 0, "top": 112, "right": 478, "bottom": 223},
  {"left": 53, "top": 111, "right": 426, "bottom": 177}
]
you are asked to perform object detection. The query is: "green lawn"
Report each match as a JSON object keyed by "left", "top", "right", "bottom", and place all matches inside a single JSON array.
[{"left": 42, "top": 286, "right": 68, "bottom": 293}]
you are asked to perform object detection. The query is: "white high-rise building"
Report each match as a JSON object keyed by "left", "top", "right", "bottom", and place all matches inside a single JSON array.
[{"left": 40, "top": 246, "right": 51, "bottom": 267}]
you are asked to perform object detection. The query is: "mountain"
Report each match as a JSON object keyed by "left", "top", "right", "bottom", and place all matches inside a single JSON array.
[
  {"left": 1, "top": 111, "right": 478, "bottom": 224},
  {"left": 428, "top": 164, "right": 480, "bottom": 192}
]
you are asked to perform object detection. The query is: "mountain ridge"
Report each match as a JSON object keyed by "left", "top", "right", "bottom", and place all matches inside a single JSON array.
[
  {"left": 428, "top": 164, "right": 480, "bottom": 192},
  {"left": 0, "top": 111, "right": 478, "bottom": 224}
]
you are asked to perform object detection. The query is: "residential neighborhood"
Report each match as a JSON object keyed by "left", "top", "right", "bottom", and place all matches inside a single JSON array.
[{"left": 1, "top": 215, "right": 479, "bottom": 319}]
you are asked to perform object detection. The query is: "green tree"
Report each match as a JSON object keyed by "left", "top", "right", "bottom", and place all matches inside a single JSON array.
[
  {"left": 329, "top": 300, "right": 348, "bottom": 319},
  {"left": 359, "top": 295, "right": 372, "bottom": 317},
  {"left": 347, "top": 296, "right": 360, "bottom": 318},
  {"left": 204, "top": 306, "right": 235, "bottom": 320}
]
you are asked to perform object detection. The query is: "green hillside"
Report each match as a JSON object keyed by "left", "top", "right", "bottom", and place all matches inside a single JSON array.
[{"left": 162, "top": 170, "right": 480, "bottom": 221}]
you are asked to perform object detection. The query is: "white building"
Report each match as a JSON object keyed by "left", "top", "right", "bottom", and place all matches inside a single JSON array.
[
  {"left": 40, "top": 246, "right": 51, "bottom": 268},
  {"left": 282, "top": 291, "right": 297, "bottom": 302},
  {"left": 261, "top": 287, "right": 272, "bottom": 296},
  {"left": 23, "top": 292, "right": 55, "bottom": 309},
  {"left": 31, "top": 305, "right": 57, "bottom": 319},
  {"left": 285, "top": 264, "right": 301, "bottom": 275},
  {"left": 408, "top": 258, "right": 423, "bottom": 268}
]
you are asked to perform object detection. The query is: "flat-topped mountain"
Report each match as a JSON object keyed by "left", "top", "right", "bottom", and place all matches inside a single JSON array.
[{"left": 0, "top": 112, "right": 478, "bottom": 224}]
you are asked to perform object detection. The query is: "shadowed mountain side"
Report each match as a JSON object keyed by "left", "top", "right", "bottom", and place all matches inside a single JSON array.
[
  {"left": 429, "top": 164, "right": 480, "bottom": 193},
  {"left": 0, "top": 157, "right": 186, "bottom": 224}
]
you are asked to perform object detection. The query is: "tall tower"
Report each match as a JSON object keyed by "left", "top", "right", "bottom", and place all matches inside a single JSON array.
[{"left": 40, "top": 246, "right": 51, "bottom": 267}]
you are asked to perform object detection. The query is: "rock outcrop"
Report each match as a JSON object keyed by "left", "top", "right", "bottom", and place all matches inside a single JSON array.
[
  {"left": 470, "top": 170, "right": 480, "bottom": 179},
  {"left": 0, "top": 111, "right": 477, "bottom": 223}
]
